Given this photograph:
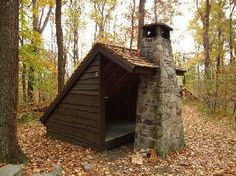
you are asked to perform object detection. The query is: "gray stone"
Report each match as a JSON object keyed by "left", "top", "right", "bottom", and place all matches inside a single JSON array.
[
  {"left": 82, "top": 163, "right": 94, "bottom": 171},
  {"left": 156, "top": 126, "right": 165, "bottom": 137},
  {"left": 0, "top": 165, "right": 22, "bottom": 176},
  {"left": 32, "top": 165, "right": 63, "bottom": 176},
  {"left": 49, "top": 165, "right": 62, "bottom": 176}
]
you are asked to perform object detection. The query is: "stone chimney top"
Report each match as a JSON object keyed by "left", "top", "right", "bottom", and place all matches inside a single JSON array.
[
  {"left": 142, "top": 23, "right": 173, "bottom": 40},
  {"left": 140, "top": 22, "right": 173, "bottom": 63}
]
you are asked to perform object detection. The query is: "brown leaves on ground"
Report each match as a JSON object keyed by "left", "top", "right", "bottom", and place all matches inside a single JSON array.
[{"left": 1, "top": 105, "right": 236, "bottom": 175}]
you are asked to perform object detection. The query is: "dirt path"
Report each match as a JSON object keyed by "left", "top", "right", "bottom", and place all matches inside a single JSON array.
[{"left": 8, "top": 105, "right": 236, "bottom": 175}]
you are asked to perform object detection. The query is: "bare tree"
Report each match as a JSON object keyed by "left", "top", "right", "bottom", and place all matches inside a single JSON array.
[
  {"left": 130, "top": 0, "right": 136, "bottom": 49},
  {"left": 90, "top": 0, "right": 117, "bottom": 41},
  {"left": 229, "top": 0, "right": 236, "bottom": 63},
  {"left": 0, "top": 0, "right": 27, "bottom": 163},
  {"left": 27, "top": 0, "right": 53, "bottom": 103},
  {"left": 68, "top": 0, "right": 83, "bottom": 68},
  {"left": 154, "top": 0, "right": 158, "bottom": 22},
  {"left": 153, "top": 0, "right": 181, "bottom": 24},
  {"left": 137, "top": 0, "right": 146, "bottom": 49},
  {"left": 56, "top": 0, "right": 65, "bottom": 92},
  {"left": 204, "top": 0, "right": 210, "bottom": 77},
  {"left": 196, "top": 0, "right": 211, "bottom": 78}
]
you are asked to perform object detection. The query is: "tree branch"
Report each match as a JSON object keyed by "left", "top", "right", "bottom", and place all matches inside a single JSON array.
[
  {"left": 195, "top": 0, "right": 204, "bottom": 22},
  {"left": 39, "top": 8, "right": 52, "bottom": 34},
  {"left": 38, "top": 8, "right": 45, "bottom": 29}
]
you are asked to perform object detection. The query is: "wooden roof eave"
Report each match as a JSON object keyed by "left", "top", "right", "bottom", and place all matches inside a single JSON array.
[
  {"left": 153, "top": 65, "right": 186, "bottom": 76},
  {"left": 133, "top": 66, "right": 157, "bottom": 74},
  {"left": 96, "top": 45, "right": 135, "bottom": 73},
  {"left": 97, "top": 45, "right": 158, "bottom": 75}
]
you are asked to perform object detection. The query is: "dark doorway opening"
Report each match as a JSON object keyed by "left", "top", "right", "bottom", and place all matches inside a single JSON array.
[{"left": 102, "top": 57, "right": 139, "bottom": 148}]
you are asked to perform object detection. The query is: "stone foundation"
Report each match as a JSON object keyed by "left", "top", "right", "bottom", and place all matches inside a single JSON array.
[{"left": 135, "top": 36, "right": 185, "bottom": 157}]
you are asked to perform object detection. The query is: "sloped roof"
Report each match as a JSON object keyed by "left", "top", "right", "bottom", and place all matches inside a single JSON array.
[
  {"left": 41, "top": 43, "right": 186, "bottom": 123},
  {"left": 96, "top": 43, "right": 185, "bottom": 74},
  {"left": 98, "top": 43, "right": 157, "bottom": 68}
]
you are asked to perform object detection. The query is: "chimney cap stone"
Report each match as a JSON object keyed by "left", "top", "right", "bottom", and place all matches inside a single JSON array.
[{"left": 142, "top": 23, "right": 173, "bottom": 31}]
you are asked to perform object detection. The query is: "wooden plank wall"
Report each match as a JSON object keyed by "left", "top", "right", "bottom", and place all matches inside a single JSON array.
[{"left": 45, "top": 57, "right": 102, "bottom": 149}]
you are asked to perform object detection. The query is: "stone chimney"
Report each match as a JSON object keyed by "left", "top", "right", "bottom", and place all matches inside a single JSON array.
[{"left": 135, "top": 23, "right": 185, "bottom": 157}]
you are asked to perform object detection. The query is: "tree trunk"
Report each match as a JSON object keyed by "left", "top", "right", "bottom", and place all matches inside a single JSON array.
[
  {"left": 214, "top": 28, "right": 223, "bottom": 112},
  {"left": 0, "top": 0, "right": 27, "bottom": 164},
  {"left": 137, "top": 0, "right": 146, "bottom": 49},
  {"left": 94, "top": 24, "right": 98, "bottom": 41},
  {"left": 130, "top": 0, "right": 136, "bottom": 49},
  {"left": 56, "top": 0, "right": 65, "bottom": 92},
  {"left": 28, "top": 66, "right": 34, "bottom": 103},
  {"left": 73, "top": 28, "right": 79, "bottom": 69},
  {"left": 201, "top": 0, "right": 211, "bottom": 109},
  {"left": 154, "top": 0, "right": 158, "bottom": 23},
  {"left": 19, "top": 37, "right": 27, "bottom": 104},
  {"left": 27, "top": 0, "right": 38, "bottom": 103},
  {"left": 98, "top": 24, "right": 105, "bottom": 39},
  {"left": 197, "top": 63, "right": 200, "bottom": 80},
  {"left": 28, "top": 0, "right": 52, "bottom": 102},
  {"left": 229, "top": 18, "right": 233, "bottom": 63},
  {"left": 229, "top": 2, "right": 235, "bottom": 64},
  {"left": 203, "top": 0, "right": 210, "bottom": 78},
  {"left": 22, "top": 62, "right": 27, "bottom": 103},
  {"left": 72, "top": 0, "right": 79, "bottom": 68}
]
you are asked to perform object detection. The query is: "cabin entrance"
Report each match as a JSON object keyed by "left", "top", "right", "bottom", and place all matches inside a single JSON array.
[{"left": 102, "top": 57, "right": 139, "bottom": 148}]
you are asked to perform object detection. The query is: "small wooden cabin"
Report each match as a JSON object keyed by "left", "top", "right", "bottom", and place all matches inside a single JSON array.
[{"left": 41, "top": 43, "right": 185, "bottom": 151}]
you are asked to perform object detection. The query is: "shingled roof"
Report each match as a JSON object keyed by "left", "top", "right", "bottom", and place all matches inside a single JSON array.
[
  {"left": 98, "top": 43, "right": 157, "bottom": 68},
  {"left": 94, "top": 43, "right": 185, "bottom": 74}
]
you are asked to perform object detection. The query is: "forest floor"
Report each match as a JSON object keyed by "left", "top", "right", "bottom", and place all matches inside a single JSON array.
[{"left": 1, "top": 103, "right": 236, "bottom": 176}]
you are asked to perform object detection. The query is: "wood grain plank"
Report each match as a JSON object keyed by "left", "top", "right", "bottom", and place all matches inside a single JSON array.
[{"left": 62, "top": 94, "right": 100, "bottom": 106}]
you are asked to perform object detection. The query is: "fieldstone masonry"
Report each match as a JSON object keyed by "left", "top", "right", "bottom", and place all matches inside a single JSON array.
[{"left": 135, "top": 24, "right": 185, "bottom": 157}]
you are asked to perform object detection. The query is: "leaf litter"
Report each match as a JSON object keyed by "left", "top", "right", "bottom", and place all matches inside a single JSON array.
[{"left": 0, "top": 105, "right": 235, "bottom": 175}]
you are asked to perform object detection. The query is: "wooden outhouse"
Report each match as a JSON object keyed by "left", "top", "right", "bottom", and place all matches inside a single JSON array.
[{"left": 41, "top": 42, "right": 185, "bottom": 151}]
